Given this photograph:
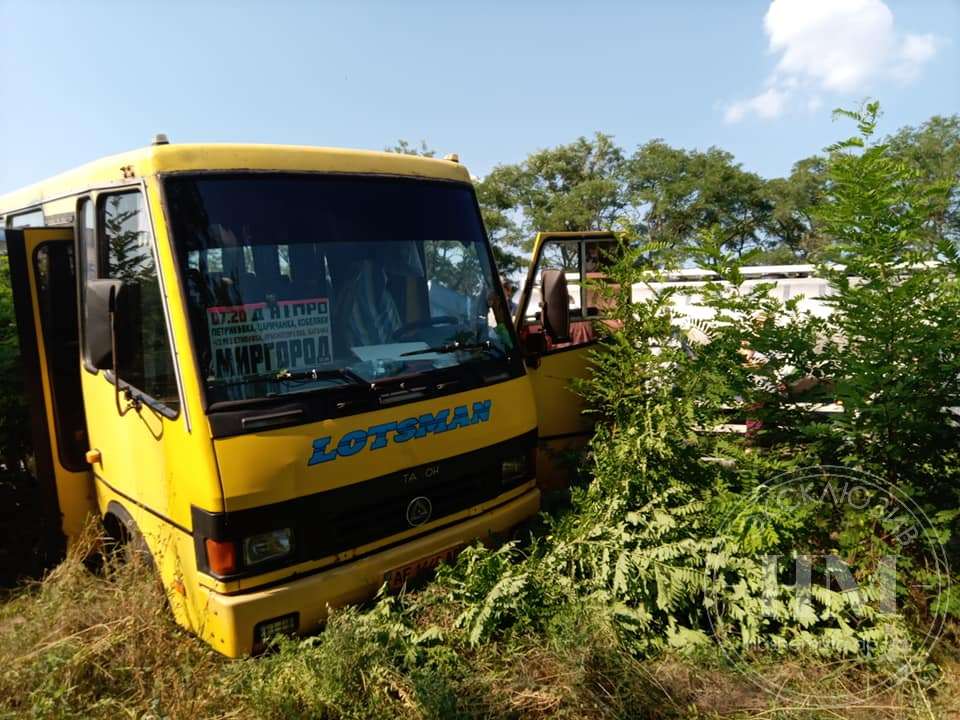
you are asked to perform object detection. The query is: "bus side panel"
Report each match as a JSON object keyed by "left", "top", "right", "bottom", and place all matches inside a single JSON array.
[
  {"left": 79, "top": 180, "right": 223, "bottom": 528},
  {"left": 75, "top": 180, "right": 224, "bottom": 641},
  {"left": 92, "top": 478, "right": 211, "bottom": 639},
  {"left": 524, "top": 346, "right": 594, "bottom": 488}
]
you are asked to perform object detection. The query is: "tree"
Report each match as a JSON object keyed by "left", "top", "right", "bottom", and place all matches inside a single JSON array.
[
  {"left": 763, "top": 155, "right": 829, "bottom": 261},
  {"left": 813, "top": 102, "right": 960, "bottom": 490},
  {"left": 884, "top": 114, "right": 960, "bottom": 248},
  {"left": 627, "top": 142, "right": 774, "bottom": 258},
  {"left": 476, "top": 133, "right": 632, "bottom": 254},
  {"left": 384, "top": 139, "right": 436, "bottom": 158},
  {"left": 104, "top": 196, "right": 152, "bottom": 283},
  {"left": 390, "top": 113, "right": 958, "bottom": 272}
]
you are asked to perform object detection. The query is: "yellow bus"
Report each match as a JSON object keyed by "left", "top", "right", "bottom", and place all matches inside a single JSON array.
[{"left": 0, "top": 139, "right": 544, "bottom": 656}]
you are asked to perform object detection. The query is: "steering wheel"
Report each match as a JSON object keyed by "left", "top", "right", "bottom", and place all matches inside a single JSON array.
[{"left": 392, "top": 316, "right": 459, "bottom": 342}]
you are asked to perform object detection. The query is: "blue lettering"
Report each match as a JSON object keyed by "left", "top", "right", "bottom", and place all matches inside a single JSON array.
[
  {"left": 394, "top": 418, "right": 418, "bottom": 443},
  {"left": 307, "top": 399, "right": 493, "bottom": 466},
  {"left": 446, "top": 405, "right": 471, "bottom": 431},
  {"left": 337, "top": 430, "right": 368, "bottom": 457},
  {"left": 308, "top": 437, "right": 337, "bottom": 465},
  {"left": 471, "top": 400, "right": 492, "bottom": 424},
  {"left": 416, "top": 410, "right": 450, "bottom": 437},
  {"left": 367, "top": 422, "right": 397, "bottom": 450}
]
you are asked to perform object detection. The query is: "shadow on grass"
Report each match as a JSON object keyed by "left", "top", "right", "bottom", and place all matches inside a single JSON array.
[{"left": 0, "top": 469, "right": 64, "bottom": 590}]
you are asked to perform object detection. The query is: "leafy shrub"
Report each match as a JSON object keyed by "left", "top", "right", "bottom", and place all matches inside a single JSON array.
[{"left": 427, "top": 103, "right": 960, "bottom": 678}]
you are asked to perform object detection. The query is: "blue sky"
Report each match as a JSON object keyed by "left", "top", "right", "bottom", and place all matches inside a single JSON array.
[{"left": 1, "top": 0, "right": 957, "bottom": 194}]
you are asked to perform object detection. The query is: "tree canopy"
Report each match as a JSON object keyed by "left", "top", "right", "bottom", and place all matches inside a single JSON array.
[{"left": 392, "top": 111, "right": 959, "bottom": 270}]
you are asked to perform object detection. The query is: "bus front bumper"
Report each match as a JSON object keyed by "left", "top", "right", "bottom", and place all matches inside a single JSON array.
[{"left": 196, "top": 488, "right": 540, "bottom": 657}]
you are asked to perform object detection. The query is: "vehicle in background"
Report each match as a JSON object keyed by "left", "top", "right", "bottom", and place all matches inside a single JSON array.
[{"left": 513, "top": 231, "right": 841, "bottom": 472}]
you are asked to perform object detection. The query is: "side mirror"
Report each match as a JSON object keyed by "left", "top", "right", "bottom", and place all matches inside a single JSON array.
[
  {"left": 541, "top": 269, "right": 570, "bottom": 343},
  {"left": 519, "top": 328, "right": 548, "bottom": 369},
  {"left": 523, "top": 329, "right": 548, "bottom": 356},
  {"left": 86, "top": 279, "right": 124, "bottom": 371}
]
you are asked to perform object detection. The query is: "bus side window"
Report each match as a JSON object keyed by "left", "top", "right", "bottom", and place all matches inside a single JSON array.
[
  {"left": 99, "top": 191, "right": 180, "bottom": 412},
  {"left": 8, "top": 209, "right": 44, "bottom": 228},
  {"left": 79, "top": 199, "right": 98, "bottom": 369}
]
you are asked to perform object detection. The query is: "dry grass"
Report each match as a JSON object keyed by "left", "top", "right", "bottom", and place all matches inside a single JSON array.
[
  {"left": 0, "top": 525, "right": 231, "bottom": 719},
  {"left": 0, "top": 526, "right": 956, "bottom": 719}
]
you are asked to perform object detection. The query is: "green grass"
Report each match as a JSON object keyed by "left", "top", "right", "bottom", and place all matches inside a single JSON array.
[{"left": 1, "top": 524, "right": 957, "bottom": 720}]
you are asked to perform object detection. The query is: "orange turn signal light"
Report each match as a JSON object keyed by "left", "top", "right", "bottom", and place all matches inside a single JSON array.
[{"left": 205, "top": 538, "right": 238, "bottom": 575}]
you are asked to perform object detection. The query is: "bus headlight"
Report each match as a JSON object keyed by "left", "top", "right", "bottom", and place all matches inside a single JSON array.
[{"left": 243, "top": 528, "right": 294, "bottom": 566}]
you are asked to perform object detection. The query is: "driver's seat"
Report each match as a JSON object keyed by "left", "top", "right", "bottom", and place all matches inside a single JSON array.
[{"left": 336, "top": 259, "right": 403, "bottom": 347}]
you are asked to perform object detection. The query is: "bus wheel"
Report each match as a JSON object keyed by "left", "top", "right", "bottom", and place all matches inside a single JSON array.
[{"left": 102, "top": 502, "right": 154, "bottom": 570}]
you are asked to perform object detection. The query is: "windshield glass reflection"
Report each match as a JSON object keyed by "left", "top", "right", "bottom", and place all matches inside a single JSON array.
[{"left": 165, "top": 174, "right": 516, "bottom": 404}]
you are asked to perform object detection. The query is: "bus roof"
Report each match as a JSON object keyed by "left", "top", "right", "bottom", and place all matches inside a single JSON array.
[{"left": 0, "top": 143, "right": 472, "bottom": 216}]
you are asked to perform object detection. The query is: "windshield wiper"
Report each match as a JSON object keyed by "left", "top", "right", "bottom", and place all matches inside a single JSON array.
[
  {"left": 210, "top": 367, "right": 371, "bottom": 390},
  {"left": 275, "top": 366, "right": 372, "bottom": 387},
  {"left": 400, "top": 339, "right": 503, "bottom": 358}
]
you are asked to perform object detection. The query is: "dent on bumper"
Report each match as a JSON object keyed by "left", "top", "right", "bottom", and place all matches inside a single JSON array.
[{"left": 195, "top": 488, "right": 540, "bottom": 656}]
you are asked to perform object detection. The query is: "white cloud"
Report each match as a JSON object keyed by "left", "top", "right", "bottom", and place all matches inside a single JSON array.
[
  {"left": 724, "top": 87, "right": 790, "bottom": 123},
  {"left": 893, "top": 33, "right": 939, "bottom": 82},
  {"left": 765, "top": 0, "right": 894, "bottom": 92},
  {"left": 723, "top": 0, "right": 940, "bottom": 124}
]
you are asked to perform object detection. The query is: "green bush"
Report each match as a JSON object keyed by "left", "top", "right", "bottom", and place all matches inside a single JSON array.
[{"left": 411, "top": 102, "right": 960, "bottom": 687}]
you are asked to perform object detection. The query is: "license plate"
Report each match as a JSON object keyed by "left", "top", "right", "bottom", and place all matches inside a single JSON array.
[{"left": 383, "top": 546, "right": 461, "bottom": 591}]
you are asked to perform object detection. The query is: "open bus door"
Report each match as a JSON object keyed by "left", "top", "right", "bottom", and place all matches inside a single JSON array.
[
  {"left": 4, "top": 227, "right": 95, "bottom": 550},
  {"left": 515, "top": 231, "right": 620, "bottom": 489}
]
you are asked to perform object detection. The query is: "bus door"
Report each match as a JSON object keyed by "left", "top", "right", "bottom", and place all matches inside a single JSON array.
[
  {"left": 4, "top": 227, "right": 95, "bottom": 546},
  {"left": 516, "top": 232, "right": 619, "bottom": 488},
  {"left": 78, "top": 190, "right": 188, "bottom": 529}
]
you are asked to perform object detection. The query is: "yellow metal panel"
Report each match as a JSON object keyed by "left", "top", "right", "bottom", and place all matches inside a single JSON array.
[
  {"left": 526, "top": 349, "right": 592, "bottom": 439},
  {"left": 214, "top": 377, "right": 537, "bottom": 511},
  {"left": 148, "top": 144, "right": 471, "bottom": 182},
  {"left": 199, "top": 488, "right": 540, "bottom": 657},
  {"left": 0, "top": 144, "right": 470, "bottom": 217}
]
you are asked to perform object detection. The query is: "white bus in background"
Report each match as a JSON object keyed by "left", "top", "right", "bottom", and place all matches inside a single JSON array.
[
  {"left": 520, "top": 260, "right": 842, "bottom": 433},
  {"left": 523, "top": 264, "right": 835, "bottom": 331},
  {"left": 632, "top": 265, "right": 835, "bottom": 339}
]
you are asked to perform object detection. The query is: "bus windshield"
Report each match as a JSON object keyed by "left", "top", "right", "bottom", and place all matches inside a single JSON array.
[{"left": 164, "top": 174, "right": 516, "bottom": 405}]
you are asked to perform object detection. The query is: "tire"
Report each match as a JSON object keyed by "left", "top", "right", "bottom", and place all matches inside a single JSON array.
[{"left": 102, "top": 502, "right": 154, "bottom": 569}]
